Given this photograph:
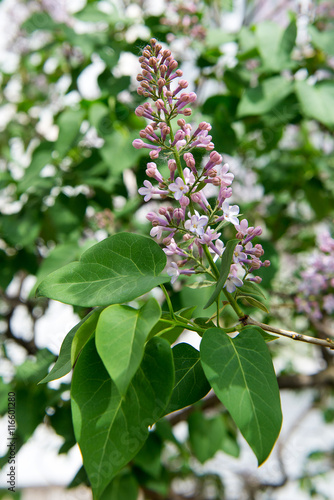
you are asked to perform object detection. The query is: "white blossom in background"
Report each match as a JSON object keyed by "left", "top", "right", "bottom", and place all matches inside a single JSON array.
[{"left": 77, "top": 54, "right": 106, "bottom": 100}]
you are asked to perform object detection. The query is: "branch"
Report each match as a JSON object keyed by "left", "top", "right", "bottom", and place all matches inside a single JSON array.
[
  {"left": 2, "top": 303, "right": 38, "bottom": 356},
  {"left": 244, "top": 316, "right": 334, "bottom": 350}
]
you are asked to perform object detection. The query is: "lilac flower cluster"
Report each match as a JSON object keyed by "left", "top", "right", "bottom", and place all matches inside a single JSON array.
[
  {"left": 134, "top": 39, "right": 270, "bottom": 292},
  {"left": 295, "top": 231, "right": 334, "bottom": 320}
]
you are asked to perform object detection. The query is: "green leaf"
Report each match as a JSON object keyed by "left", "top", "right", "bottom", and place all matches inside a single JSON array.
[
  {"left": 100, "top": 470, "right": 138, "bottom": 500},
  {"left": 256, "top": 330, "right": 279, "bottom": 343},
  {"left": 200, "top": 326, "right": 282, "bottom": 465},
  {"left": 133, "top": 433, "right": 163, "bottom": 478},
  {"left": 55, "top": 109, "right": 86, "bottom": 156},
  {"left": 204, "top": 239, "right": 239, "bottom": 309},
  {"left": 256, "top": 20, "right": 297, "bottom": 71},
  {"left": 165, "top": 343, "right": 211, "bottom": 415},
  {"left": 1, "top": 210, "right": 40, "bottom": 248},
  {"left": 100, "top": 131, "right": 143, "bottom": 173},
  {"left": 71, "top": 307, "right": 104, "bottom": 365},
  {"left": 17, "top": 143, "right": 52, "bottom": 194},
  {"left": 37, "top": 233, "right": 169, "bottom": 307},
  {"left": 237, "top": 295, "right": 269, "bottom": 314},
  {"left": 237, "top": 280, "right": 267, "bottom": 300},
  {"left": 205, "top": 29, "right": 235, "bottom": 47},
  {"left": 17, "top": 349, "right": 55, "bottom": 384},
  {"left": 22, "top": 12, "right": 58, "bottom": 33},
  {"left": 71, "top": 336, "right": 174, "bottom": 499},
  {"left": 193, "top": 317, "right": 216, "bottom": 330},
  {"left": 309, "top": 25, "right": 334, "bottom": 57},
  {"left": 95, "top": 299, "right": 161, "bottom": 396},
  {"left": 31, "top": 242, "right": 87, "bottom": 296},
  {"left": 295, "top": 81, "right": 334, "bottom": 129},
  {"left": 75, "top": 4, "right": 112, "bottom": 22},
  {"left": 237, "top": 77, "right": 293, "bottom": 117},
  {"left": 187, "top": 279, "right": 215, "bottom": 289},
  {"left": 188, "top": 411, "right": 240, "bottom": 462},
  {"left": 39, "top": 309, "right": 102, "bottom": 384},
  {"left": 188, "top": 411, "right": 226, "bottom": 464}
]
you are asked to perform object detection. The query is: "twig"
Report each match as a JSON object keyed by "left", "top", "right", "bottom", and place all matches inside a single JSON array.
[{"left": 244, "top": 316, "right": 334, "bottom": 350}]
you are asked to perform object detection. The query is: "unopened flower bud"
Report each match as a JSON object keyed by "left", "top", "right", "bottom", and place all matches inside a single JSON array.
[
  {"left": 141, "top": 81, "right": 151, "bottom": 89},
  {"left": 156, "top": 99, "right": 166, "bottom": 110},
  {"left": 179, "top": 79, "right": 188, "bottom": 88},
  {"left": 251, "top": 259, "right": 261, "bottom": 269},
  {"left": 133, "top": 139, "right": 144, "bottom": 149},
  {"left": 135, "top": 106, "right": 145, "bottom": 116},
  {"left": 199, "top": 122, "right": 212, "bottom": 131},
  {"left": 146, "top": 167, "right": 156, "bottom": 177},
  {"left": 254, "top": 244, "right": 264, "bottom": 256},
  {"left": 182, "top": 108, "right": 192, "bottom": 116},
  {"left": 180, "top": 196, "right": 190, "bottom": 207},
  {"left": 210, "top": 151, "right": 223, "bottom": 164},
  {"left": 207, "top": 169, "right": 217, "bottom": 178},
  {"left": 158, "top": 77, "right": 166, "bottom": 89},
  {"left": 149, "top": 150, "right": 160, "bottom": 159},
  {"left": 146, "top": 212, "right": 158, "bottom": 222},
  {"left": 191, "top": 193, "right": 201, "bottom": 203},
  {"left": 160, "top": 64, "right": 167, "bottom": 76},
  {"left": 168, "top": 159, "right": 177, "bottom": 173},
  {"left": 252, "top": 276, "right": 262, "bottom": 284},
  {"left": 174, "top": 208, "right": 183, "bottom": 220}
]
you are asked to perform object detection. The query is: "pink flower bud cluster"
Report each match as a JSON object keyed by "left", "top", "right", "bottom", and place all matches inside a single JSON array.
[
  {"left": 295, "top": 231, "right": 334, "bottom": 321},
  {"left": 134, "top": 40, "right": 269, "bottom": 288}
]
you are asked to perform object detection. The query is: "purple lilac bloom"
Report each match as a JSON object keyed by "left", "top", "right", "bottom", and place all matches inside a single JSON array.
[
  {"left": 295, "top": 231, "right": 334, "bottom": 320},
  {"left": 133, "top": 39, "right": 269, "bottom": 286}
]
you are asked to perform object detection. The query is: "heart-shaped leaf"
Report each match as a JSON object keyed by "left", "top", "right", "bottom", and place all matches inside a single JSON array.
[
  {"left": 71, "top": 336, "right": 174, "bottom": 499},
  {"left": 295, "top": 81, "right": 334, "bottom": 129},
  {"left": 95, "top": 299, "right": 161, "bottom": 396},
  {"left": 200, "top": 326, "right": 282, "bottom": 465},
  {"left": 39, "top": 308, "right": 103, "bottom": 384},
  {"left": 37, "top": 233, "right": 169, "bottom": 307},
  {"left": 165, "top": 343, "right": 211, "bottom": 415}
]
